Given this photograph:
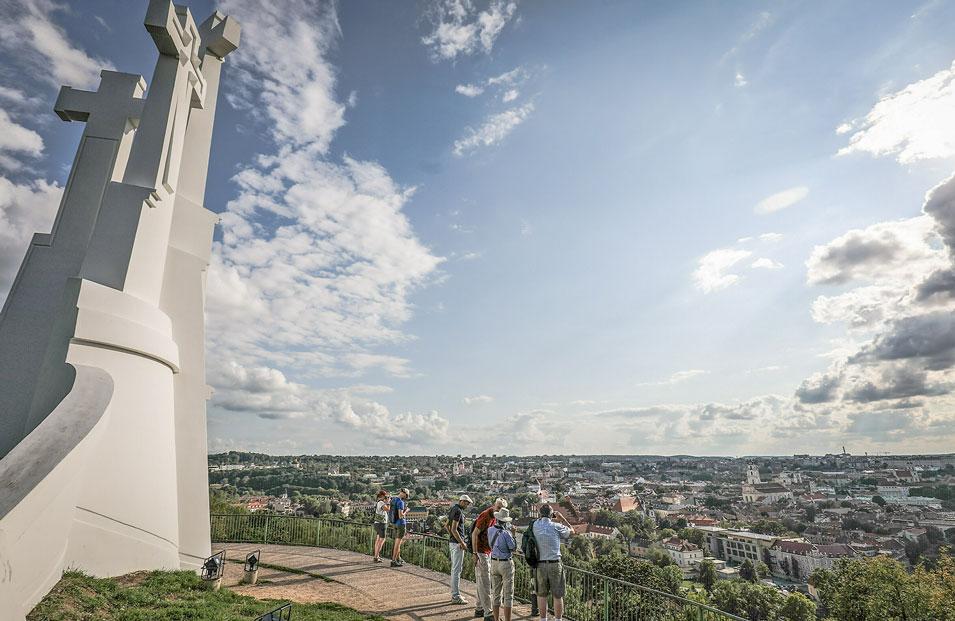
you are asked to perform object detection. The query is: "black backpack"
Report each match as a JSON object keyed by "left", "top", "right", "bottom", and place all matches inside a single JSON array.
[{"left": 522, "top": 519, "right": 539, "bottom": 568}]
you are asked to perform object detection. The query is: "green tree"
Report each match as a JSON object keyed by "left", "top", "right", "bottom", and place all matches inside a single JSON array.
[
  {"left": 711, "top": 580, "right": 785, "bottom": 620},
  {"left": 777, "top": 593, "right": 816, "bottom": 621},
  {"left": 647, "top": 547, "right": 673, "bottom": 567},
  {"left": 698, "top": 558, "right": 718, "bottom": 592},
  {"left": 594, "top": 509, "right": 621, "bottom": 527},
  {"left": 810, "top": 552, "right": 955, "bottom": 621},
  {"left": 871, "top": 495, "right": 886, "bottom": 506},
  {"left": 660, "top": 564, "right": 684, "bottom": 595},
  {"left": 739, "top": 558, "right": 757, "bottom": 583},
  {"left": 755, "top": 560, "right": 770, "bottom": 580}
]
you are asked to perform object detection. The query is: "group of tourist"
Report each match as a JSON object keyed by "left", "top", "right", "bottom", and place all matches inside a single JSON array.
[
  {"left": 450, "top": 496, "right": 574, "bottom": 621},
  {"left": 369, "top": 488, "right": 574, "bottom": 621}
]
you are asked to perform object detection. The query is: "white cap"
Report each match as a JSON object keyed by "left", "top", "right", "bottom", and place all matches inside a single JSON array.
[{"left": 459, "top": 494, "right": 474, "bottom": 503}]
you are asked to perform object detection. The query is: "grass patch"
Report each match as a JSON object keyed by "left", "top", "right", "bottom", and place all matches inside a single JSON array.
[{"left": 28, "top": 570, "right": 386, "bottom": 621}]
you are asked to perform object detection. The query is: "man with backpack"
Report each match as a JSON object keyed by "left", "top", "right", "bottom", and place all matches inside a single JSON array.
[
  {"left": 520, "top": 515, "right": 540, "bottom": 618},
  {"left": 447, "top": 494, "right": 473, "bottom": 604},
  {"left": 390, "top": 488, "right": 410, "bottom": 567},
  {"left": 472, "top": 497, "right": 507, "bottom": 620}
]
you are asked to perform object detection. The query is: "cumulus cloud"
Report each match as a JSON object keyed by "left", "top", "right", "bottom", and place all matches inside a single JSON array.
[
  {"left": 693, "top": 248, "right": 752, "bottom": 293},
  {"left": 838, "top": 60, "right": 955, "bottom": 164},
  {"left": 463, "top": 394, "right": 494, "bottom": 405},
  {"left": 453, "top": 102, "right": 534, "bottom": 156},
  {"left": 421, "top": 0, "right": 518, "bottom": 61},
  {"left": 754, "top": 186, "right": 809, "bottom": 215},
  {"left": 0, "top": 109, "right": 44, "bottom": 171},
  {"left": 205, "top": 1, "right": 448, "bottom": 448},
  {"left": 806, "top": 214, "right": 947, "bottom": 328},
  {"left": 220, "top": 0, "right": 345, "bottom": 153},
  {"left": 0, "top": 0, "right": 110, "bottom": 89},
  {"left": 806, "top": 216, "right": 942, "bottom": 286},
  {"left": 796, "top": 165, "right": 955, "bottom": 451}
]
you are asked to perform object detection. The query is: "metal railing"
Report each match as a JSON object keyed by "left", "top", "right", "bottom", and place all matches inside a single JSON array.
[{"left": 211, "top": 514, "right": 743, "bottom": 621}]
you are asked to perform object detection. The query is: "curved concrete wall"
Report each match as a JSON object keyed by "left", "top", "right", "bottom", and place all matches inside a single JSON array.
[{"left": 0, "top": 365, "right": 113, "bottom": 621}]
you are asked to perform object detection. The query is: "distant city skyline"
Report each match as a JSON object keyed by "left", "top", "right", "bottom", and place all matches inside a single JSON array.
[{"left": 2, "top": 1, "right": 955, "bottom": 455}]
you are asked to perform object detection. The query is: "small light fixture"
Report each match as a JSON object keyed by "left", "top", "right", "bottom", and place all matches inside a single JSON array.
[
  {"left": 245, "top": 550, "right": 260, "bottom": 572},
  {"left": 201, "top": 550, "right": 226, "bottom": 581}
]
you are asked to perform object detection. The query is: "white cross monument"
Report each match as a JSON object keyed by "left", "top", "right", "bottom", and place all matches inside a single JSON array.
[{"left": 0, "top": 3, "right": 240, "bottom": 618}]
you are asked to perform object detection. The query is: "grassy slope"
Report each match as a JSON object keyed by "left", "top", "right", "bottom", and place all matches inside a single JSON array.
[{"left": 28, "top": 570, "right": 386, "bottom": 621}]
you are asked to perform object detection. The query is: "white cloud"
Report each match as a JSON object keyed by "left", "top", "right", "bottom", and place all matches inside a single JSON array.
[
  {"left": 221, "top": 0, "right": 345, "bottom": 153},
  {"left": 0, "top": 0, "right": 111, "bottom": 89},
  {"left": 502, "top": 88, "right": 519, "bottom": 102},
  {"left": 0, "top": 177, "right": 62, "bottom": 301},
  {"left": 693, "top": 248, "right": 752, "bottom": 293},
  {"left": 0, "top": 109, "right": 44, "bottom": 170},
  {"left": 204, "top": 2, "right": 446, "bottom": 448},
  {"left": 637, "top": 369, "right": 708, "bottom": 386},
  {"left": 734, "top": 72, "right": 747, "bottom": 87},
  {"left": 838, "top": 60, "right": 955, "bottom": 164},
  {"left": 453, "top": 102, "right": 534, "bottom": 156},
  {"left": 421, "top": 0, "right": 518, "bottom": 61},
  {"left": 754, "top": 186, "right": 809, "bottom": 215},
  {"left": 455, "top": 83, "right": 484, "bottom": 97},
  {"left": 751, "top": 257, "right": 783, "bottom": 269},
  {"left": 463, "top": 394, "right": 494, "bottom": 405},
  {"left": 806, "top": 216, "right": 944, "bottom": 287}
]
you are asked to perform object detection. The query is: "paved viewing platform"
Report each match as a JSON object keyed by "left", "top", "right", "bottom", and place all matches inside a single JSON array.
[{"left": 219, "top": 543, "right": 534, "bottom": 620}]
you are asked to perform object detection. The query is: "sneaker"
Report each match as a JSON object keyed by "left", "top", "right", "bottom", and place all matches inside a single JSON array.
[
  {"left": 373, "top": 557, "right": 382, "bottom": 563},
  {"left": 484, "top": 616, "right": 494, "bottom": 621},
  {"left": 390, "top": 560, "right": 403, "bottom": 567},
  {"left": 473, "top": 609, "right": 484, "bottom": 618},
  {"left": 451, "top": 595, "right": 468, "bottom": 605}
]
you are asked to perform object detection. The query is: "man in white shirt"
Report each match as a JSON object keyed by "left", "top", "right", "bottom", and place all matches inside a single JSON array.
[
  {"left": 531, "top": 505, "right": 574, "bottom": 621},
  {"left": 373, "top": 490, "right": 389, "bottom": 563}
]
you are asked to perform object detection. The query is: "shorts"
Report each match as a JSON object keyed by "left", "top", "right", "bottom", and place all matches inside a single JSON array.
[
  {"left": 391, "top": 524, "right": 407, "bottom": 538},
  {"left": 374, "top": 522, "right": 386, "bottom": 538},
  {"left": 535, "top": 561, "right": 566, "bottom": 598}
]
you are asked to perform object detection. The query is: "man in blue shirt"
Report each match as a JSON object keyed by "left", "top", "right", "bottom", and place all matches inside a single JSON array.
[
  {"left": 488, "top": 508, "right": 517, "bottom": 621},
  {"left": 531, "top": 505, "right": 574, "bottom": 621},
  {"left": 390, "top": 488, "right": 410, "bottom": 567}
]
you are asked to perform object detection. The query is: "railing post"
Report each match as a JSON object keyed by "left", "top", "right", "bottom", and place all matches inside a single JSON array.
[
  {"left": 264, "top": 514, "right": 271, "bottom": 545},
  {"left": 602, "top": 578, "right": 610, "bottom": 621}
]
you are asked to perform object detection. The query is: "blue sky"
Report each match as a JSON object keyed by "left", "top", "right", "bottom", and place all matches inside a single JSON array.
[{"left": 2, "top": 0, "right": 955, "bottom": 455}]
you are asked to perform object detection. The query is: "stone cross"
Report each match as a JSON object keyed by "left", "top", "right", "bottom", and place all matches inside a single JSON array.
[
  {"left": 55, "top": 71, "right": 146, "bottom": 142},
  {"left": 124, "top": 0, "right": 207, "bottom": 197}
]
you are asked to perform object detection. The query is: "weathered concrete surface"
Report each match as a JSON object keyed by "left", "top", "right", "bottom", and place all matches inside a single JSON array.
[{"left": 219, "top": 543, "right": 535, "bottom": 621}]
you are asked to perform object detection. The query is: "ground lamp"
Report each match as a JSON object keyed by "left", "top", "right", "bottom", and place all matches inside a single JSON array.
[
  {"left": 255, "top": 603, "right": 292, "bottom": 621},
  {"left": 243, "top": 549, "right": 261, "bottom": 585},
  {"left": 200, "top": 550, "right": 226, "bottom": 591}
]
